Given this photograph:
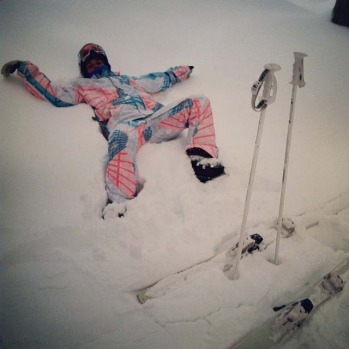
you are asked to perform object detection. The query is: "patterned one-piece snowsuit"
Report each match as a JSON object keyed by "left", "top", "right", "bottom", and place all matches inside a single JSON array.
[{"left": 17, "top": 62, "right": 219, "bottom": 203}]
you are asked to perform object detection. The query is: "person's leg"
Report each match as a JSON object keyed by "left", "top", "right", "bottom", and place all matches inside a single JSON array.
[
  {"left": 148, "top": 95, "right": 224, "bottom": 182},
  {"left": 148, "top": 95, "right": 219, "bottom": 158},
  {"left": 105, "top": 120, "right": 149, "bottom": 203}
]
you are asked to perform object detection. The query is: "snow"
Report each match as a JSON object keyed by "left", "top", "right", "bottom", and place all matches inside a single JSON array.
[{"left": 0, "top": 0, "right": 348, "bottom": 348}]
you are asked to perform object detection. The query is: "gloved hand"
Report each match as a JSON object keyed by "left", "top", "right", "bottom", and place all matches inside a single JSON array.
[
  {"left": 189, "top": 66, "right": 194, "bottom": 71},
  {"left": 1, "top": 60, "right": 24, "bottom": 77}
]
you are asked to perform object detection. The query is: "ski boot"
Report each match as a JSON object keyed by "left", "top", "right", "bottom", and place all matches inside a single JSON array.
[{"left": 187, "top": 147, "right": 225, "bottom": 183}]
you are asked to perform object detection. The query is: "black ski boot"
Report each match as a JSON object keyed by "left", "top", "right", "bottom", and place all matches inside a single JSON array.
[{"left": 186, "top": 147, "right": 225, "bottom": 183}]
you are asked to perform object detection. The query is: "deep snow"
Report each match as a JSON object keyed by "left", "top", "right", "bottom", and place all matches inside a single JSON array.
[{"left": 1, "top": 1, "right": 348, "bottom": 348}]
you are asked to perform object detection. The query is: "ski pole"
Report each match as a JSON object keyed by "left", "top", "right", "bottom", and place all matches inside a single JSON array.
[
  {"left": 274, "top": 52, "right": 307, "bottom": 265},
  {"left": 232, "top": 63, "right": 281, "bottom": 280}
]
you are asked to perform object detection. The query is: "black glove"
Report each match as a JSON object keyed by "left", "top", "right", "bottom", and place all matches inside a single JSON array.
[
  {"left": 189, "top": 66, "right": 194, "bottom": 71},
  {"left": 1, "top": 60, "right": 23, "bottom": 77}
]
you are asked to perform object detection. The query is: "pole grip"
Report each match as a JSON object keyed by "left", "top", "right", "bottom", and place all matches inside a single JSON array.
[
  {"left": 291, "top": 52, "right": 308, "bottom": 87},
  {"left": 262, "top": 63, "right": 281, "bottom": 104}
]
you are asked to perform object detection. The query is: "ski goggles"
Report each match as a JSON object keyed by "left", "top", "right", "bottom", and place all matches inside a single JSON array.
[{"left": 78, "top": 43, "right": 106, "bottom": 63}]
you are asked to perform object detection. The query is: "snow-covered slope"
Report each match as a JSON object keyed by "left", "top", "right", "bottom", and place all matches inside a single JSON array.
[{"left": 1, "top": 1, "right": 348, "bottom": 348}]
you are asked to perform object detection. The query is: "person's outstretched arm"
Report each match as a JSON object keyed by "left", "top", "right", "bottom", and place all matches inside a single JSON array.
[{"left": 2, "top": 60, "right": 82, "bottom": 107}]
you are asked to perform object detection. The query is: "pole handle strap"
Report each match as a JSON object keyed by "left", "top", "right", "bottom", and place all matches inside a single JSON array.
[{"left": 251, "top": 63, "right": 281, "bottom": 112}]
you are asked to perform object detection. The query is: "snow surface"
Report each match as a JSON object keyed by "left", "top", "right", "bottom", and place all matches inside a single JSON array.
[{"left": 1, "top": 0, "right": 348, "bottom": 348}]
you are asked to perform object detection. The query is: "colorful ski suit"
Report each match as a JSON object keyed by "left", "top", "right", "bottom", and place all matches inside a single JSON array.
[{"left": 17, "top": 62, "right": 219, "bottom": 203}]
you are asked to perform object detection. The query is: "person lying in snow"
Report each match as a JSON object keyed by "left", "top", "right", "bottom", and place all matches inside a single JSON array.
[{"left": 1, "top": 43, "right": 225, "bottom": 217}]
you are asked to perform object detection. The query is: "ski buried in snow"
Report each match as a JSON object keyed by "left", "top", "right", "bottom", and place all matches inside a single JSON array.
[
  {"left": 136, "top": 194, "right": 347, "bottom": 304},
  {"left": 231, "top": 255, "right": 349, "bottom": 349},
  {"left": 137, "top": 224, "right": 294, "bottom": 304},
  {"left": 137, "top": 232, "right": 266, "bottom": 304}
]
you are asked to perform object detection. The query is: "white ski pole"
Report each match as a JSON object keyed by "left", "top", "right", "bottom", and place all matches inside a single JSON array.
[
  {"left": 274, "top": 52, "right": 307, "bottom": 265},
  {"left": 232, "top": 63, "right": 281, "bottom": 280}
]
